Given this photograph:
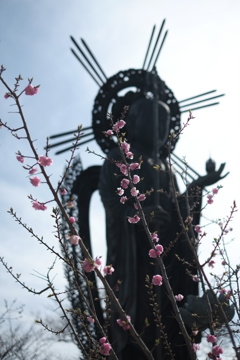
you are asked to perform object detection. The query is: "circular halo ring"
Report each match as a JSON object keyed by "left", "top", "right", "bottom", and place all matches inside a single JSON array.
[{"left": 92, "top": 68, "right": 181, "bottom": 154}]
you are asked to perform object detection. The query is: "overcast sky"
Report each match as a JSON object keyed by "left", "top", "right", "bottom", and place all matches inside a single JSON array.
[{"left": 0, "top": 0, "right": 240, "bottom": 357}]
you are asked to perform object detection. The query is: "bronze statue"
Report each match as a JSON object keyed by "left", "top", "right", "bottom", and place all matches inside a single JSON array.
[
  {"left": 98, "top": 80, "right": 226, "bottom": 359},
  {"left": 50, "top": 20, "right": 227, "bottom": 359}
]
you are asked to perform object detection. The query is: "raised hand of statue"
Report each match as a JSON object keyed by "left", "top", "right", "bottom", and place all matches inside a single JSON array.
[{"left": 190, "top": 162, "right": 229, "bottom": 189}]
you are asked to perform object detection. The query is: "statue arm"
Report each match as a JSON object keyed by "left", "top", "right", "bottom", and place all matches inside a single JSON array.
[{"left": 188, "top": 162, "right": 228, "bottom": 190}]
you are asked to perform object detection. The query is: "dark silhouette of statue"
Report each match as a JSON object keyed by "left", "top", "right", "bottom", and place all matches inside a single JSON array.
[
  {"left": 98, "top": 84, "right": 226, "bottom": 359},
  {"left": 49, "top": 20, "right": 227, "bottom": 359}
]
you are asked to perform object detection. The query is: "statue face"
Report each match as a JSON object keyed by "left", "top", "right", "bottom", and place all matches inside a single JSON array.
[{"left": 126, "top": 98, "right": 170, "bottom": 155}]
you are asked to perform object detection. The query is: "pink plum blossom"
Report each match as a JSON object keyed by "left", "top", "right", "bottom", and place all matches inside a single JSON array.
[
  {"left": 129, "top": 162, "right": 140, "bottom": 170},
  {"left": 116, "top": 163, "right": 128, "bottom": 176},
  {"left": 192, "top": 275, "right": 199, "bottom": 282},
  {"left": 103, "top": 265, "right": 115, "bottom": 275},
  {"left": 149, "top": 244, "right": 164, "bottom": 258},
  {"left": 194, "top": 225, "right": 202, "bottom": 233},
  {"left": 137, "top": 193, "right": 146, "bottom": 201},
  {"left": 120, "top": 178, "right": 130, "bottom": 189},
  {"left": 95, "top": 257, "right": 102, "bottom": 266},
  {"left": 4, "top": 93, "right": 10, "bottom": 99},
  {"left": 99, "top": 338, "right": 112, "bottom": 356},
  {"left": 151, "top": 232, "right": 159, "bottom": 243},
  {"left": 29, "top": 167, "right": 38, "bottom": 175},
  {"left": 82, "top": 258, "right": 95, "bottom": 272},
  {"left": 68, "top": 235, "right": 80, "bottom": 245},
  {"left": 117, "top": 187, "right": 124, "bottom": 196},
  {"left": 120, "top": 196, "right": 128, "bottom": 204},
  {"left": 207, "top": 334, "right": 217, "bottom": 343},
  {"left": 212, "top": 188, "right": 218, "bottom": 194},
  {"left": 99, "top": 337, "right": 107, "bottom": 344},
  {"left": 116, "top": 315, "right": 131, "bottom": 330},
  {"left": 120, "top": 141, "right": 130, "bottom": 153},
  {"left": 212, "top": 345, "right": 223, "bottom": 356},
  {"left": 208, "top": 260, "right": 215, "bottom": 268},
  {"left": 192, "top": 343, "right": 200, "bottom": 352},
  {"left": 126, "top": 151, "right": 133, "bottom": 159},
  {"left": 25, "top": 84, "right": 39, "bottom": 95},
  {"left": 32, "top": 201, "right": 47, "bottom": 211},
  {"left": 16, "top": 155, "right": 24, "bottom": 163},
  {"left": 207, "top": 194, "right": 214, "bottom": 204},
  {"left": 60, "top": 188, "right": 68, "bottom": 195},
  {"left": 133, "top": 174, "right": 140, "bottom": 184},
  {"left": 38, "top": 155, "right": 53, "bottom": 167},
  {"left": 152, "top": 274, "right": 163, "bottom": 286},
  {"left": 175, "top": 294, "right": 184, "bottom": 301},
  {"left": 100, "top": 342, "right": 112, "bottom": 356},
  {"left": 30, "top": 176, "right": 41, "bottom": 187},
  {"left": 128, "top": 215, "right": 140, "bottom": 224},
  {"left": 104, "top": 129, "right": 114, "bottom": 136},
  {"left": 130, "top": 187, "right": 139, "bottom": 197},
  {"left": 112, "top": 119, "right": 126, "bottom": 132},
  {"left": 82, "top": 256, "right": 102, "bottom": 272},
  {"left": 69, "top": 216, "right": 76, "bottom": 224}
]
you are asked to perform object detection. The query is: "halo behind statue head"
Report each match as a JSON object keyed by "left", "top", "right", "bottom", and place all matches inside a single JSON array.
[
  {"left": 92, "top": 68, "right": 181, "bottom": 155},
  {"left": 48, "top": 20, "right": 224, "bottom": 159}
]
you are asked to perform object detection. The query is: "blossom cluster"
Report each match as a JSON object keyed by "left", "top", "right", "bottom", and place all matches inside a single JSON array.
[
  {"left": 116, "top": 315, "right": 131, "bottom": 330},
  {"left": 24, "top": 84, "right": 39, "bottom": 95},
  {"left": 208, "top": 345, "right": 224, "bottom": 359},
  {"left": 5, "top": 84, "right": 56, "bottom": 212},
  {"left": 4, "top": 83, "right": 39, "bottom": 99},
  {"left": 105, "top": 121, "right": 146, "bottom": 224},
  {"left": 103, "top": 265, "right": 115, "bottom": 275},
  {"left": 99, "top": 337, "right": 112, "bottom": 356},
  {"left": 32, "top": 201, "right": 47, "bottom": 211},
  {"left": 207, "top": 187, "right": 219, "bottom": 204},
  {"left": 148, "top": 244, "right": 164, "bottom": 258},
  {"left": 82, "top": 257, "right": 102, "bottom": 273},
  {"left": 16, "top": 151, "right": 53, "bottom": 211}
]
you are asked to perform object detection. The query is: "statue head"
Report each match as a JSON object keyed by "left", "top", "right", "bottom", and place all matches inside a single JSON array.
[{"left": 126, "top": 97, "right": 171, "bottom": 157}]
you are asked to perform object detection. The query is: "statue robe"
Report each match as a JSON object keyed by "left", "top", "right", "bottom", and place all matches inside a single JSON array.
[{"left": 99, "top": 145, "right": 200, "bottom": 359}]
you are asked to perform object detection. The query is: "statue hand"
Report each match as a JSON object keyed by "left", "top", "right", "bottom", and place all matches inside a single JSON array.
[{"left": 191, "top": 163, "right": 229, "bottom": 189}]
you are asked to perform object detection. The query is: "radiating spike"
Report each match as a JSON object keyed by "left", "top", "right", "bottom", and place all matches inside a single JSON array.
[
  {"left": 179, "top": 94, "right": 225, "bottom": 108},
  {"left": 55, "top": 137, "right": 95, "bottom": 155},
  {"left": 49, "top": 132, "right": 94, "bottom": 149},
  {"left": 171, "top": 153, "right": 200, "bottom": 177},
  {"left": 49, "top": 126, "right": 92, "bottom": 139},
  {"left": 70, "top": 36, "right": 105, "bottom": 84},
  {"left": 151, "top": 30, "right": 168, "bottom": 71},
  {"left": 71, "top": 48, "right": 101, "bottom": 86},
  {"left": 142, "top": 25, "right": 156, "bottom": 69},
  {"left": 146, "top": 19, "right": 166, "bottom": 71},
  {"left": 81, "top": 38, "right": 108, "bottom": 81},
  {"left": 179, "top": 90, "right": 216, "bottom": 103},
  {"left": 181, "top": 102, "right": 219, "bottom": 113},
  {"left": 171, "top": 159, "right": 196, "bottom": 181}
]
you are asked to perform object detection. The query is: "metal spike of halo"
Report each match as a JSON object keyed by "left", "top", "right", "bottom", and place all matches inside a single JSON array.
[{"left": 92, "top": 68, "right": 181, "bottom": 155}]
